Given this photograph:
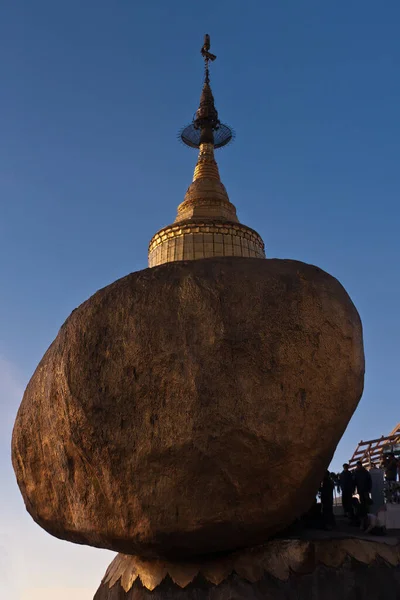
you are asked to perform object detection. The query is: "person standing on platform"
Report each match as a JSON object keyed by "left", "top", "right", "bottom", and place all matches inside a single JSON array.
[
  {"left": 354, "top": 461, "right": 372, "bottom": 529},
  {"left": 320, "top": 471, "right": 335, "bottom": 530},
  {"left": 383, "top": 453, "right": 398, "bottom": 503},
  {"left": 339, "top": 463, "right": 355, "bottom": 518},
  {"left": 384, "top": 453, "right": 398, "bottom": 482}
]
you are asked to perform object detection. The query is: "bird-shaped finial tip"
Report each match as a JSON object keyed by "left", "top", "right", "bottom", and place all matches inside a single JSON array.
[{"left": 201, "top": 34, "right": 216, "bottom": 62}]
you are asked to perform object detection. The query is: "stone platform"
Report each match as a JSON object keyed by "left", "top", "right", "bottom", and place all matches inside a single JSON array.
[{"left": 94, "top": 533, "right": 400, "bottom": 600}]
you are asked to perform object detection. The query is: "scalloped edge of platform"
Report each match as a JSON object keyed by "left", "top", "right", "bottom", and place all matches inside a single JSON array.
[{"left": 102, "top": 538, "right": 400, "bottom": 592}]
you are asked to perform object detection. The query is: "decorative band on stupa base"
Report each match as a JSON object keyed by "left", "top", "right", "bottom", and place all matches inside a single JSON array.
[{"left": 148, "top": 221, "right": 265, "bottom": 267}]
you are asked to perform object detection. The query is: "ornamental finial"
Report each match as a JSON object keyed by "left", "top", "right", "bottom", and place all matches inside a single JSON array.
[
  {"left": 201, "top": 34, "right": 217, "bottom": 83},
  {"left": 180, "top": 35, "right": 233, "bottom": 149}
]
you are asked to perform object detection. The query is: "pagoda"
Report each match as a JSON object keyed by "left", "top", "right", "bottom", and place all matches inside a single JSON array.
[{"left": 148, "top": 35, "right": 265, "bottom": 267}]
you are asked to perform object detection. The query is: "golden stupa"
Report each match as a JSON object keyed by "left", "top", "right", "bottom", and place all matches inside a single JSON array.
[{"left": 148, "top": 36, "right": 265, "bottom": 267}]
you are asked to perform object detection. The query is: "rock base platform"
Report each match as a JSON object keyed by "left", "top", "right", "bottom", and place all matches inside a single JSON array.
[{"left": 94, "top": 535, "right": 400, "bottom": 600}]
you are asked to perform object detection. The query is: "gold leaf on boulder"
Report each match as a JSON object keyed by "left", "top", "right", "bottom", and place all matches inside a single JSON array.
[{"left": 12, "top": 257, "right": 364, "bottom": 558}]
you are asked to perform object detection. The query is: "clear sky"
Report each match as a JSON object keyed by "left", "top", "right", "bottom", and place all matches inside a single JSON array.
[{"left": 1, "top": 1, "right": 399, "bottom": 598}]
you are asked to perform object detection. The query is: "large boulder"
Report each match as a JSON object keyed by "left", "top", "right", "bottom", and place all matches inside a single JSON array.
[{"left": 12, "top": 257, "right": 364, "bottom": 558}]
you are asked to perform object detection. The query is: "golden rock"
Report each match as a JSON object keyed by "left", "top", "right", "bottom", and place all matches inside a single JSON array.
[{"left": 12, "top": 257, "right": 364, "bottom": 559}]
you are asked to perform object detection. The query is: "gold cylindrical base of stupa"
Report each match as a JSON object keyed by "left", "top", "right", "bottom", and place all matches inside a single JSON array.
[
  {"left": 148, "top": 142, "right": 265, "bottom": 267},
  {"left": 148, "top": 221, "right": 265, "bottom": 267}
]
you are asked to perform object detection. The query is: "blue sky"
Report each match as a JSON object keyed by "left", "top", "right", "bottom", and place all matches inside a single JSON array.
[{"left": 1, "top": 1, "right": 399, "bottom": 597}]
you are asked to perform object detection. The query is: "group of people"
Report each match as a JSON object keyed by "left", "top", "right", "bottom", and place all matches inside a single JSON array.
[
  {"left": 319, "top": 462, "right": 372, "bottom": 530},
  {"left": 319, "top": 453, "right": 399, "bottom": 531},
  {"left": 338, "top": 462, "right": 372, "bottom": 526}
]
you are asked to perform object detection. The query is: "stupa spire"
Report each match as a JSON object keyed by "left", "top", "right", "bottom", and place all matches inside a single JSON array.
[
  {"left": 192, "top": 34, "right": 220, "bottom": 146},
  {"left": 177, "top": 35, "right": 235, "bottom": 220},
  {"left": 180, "top": 34, "right": 233, "bottom": 150},
  {"left": 148, "top": 35, "right": 265, "bottom": 268}
]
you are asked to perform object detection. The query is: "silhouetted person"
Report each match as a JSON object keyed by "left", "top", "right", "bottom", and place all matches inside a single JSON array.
[
  {"left": 384, "top": 453, "right": 398, "bottom": 482},
  {"left": 383, "top": 453, "right": 398, "bottom": 502},
  {"left": 339, "top": 463, "right": 355, "bottom": 518},
  {"left": 320, "top": 471, "right": 335, "bottom": 529},
  {"left": 354, "top": 461, "right": 372, "bottom": 529}
]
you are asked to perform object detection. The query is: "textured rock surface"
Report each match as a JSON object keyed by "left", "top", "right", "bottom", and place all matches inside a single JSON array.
[{"left": 12, "top": 257, "right": 364, "bottom": 558}]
